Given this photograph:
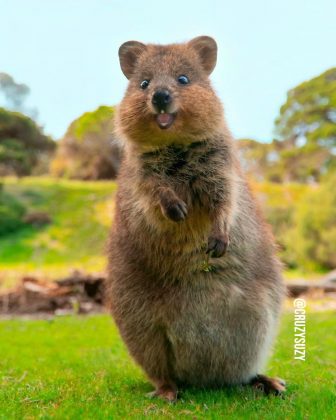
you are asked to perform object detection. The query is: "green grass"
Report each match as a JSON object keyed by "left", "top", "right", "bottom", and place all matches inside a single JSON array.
[
  {"left": 0, "top": 177, "right": 116, "bottom": 289},
  {"left": 0, "top": 177, "right": 324, "bottom": 289},
  {"left": 0, "top": 313, "right": 335, "bottom": 419}
]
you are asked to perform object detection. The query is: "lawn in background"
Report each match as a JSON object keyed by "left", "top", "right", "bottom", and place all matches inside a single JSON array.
[
  {"left": 0, "top": 178, "right": 116, "bottom": 290},
  {"left": 0, "top": 312, "right": 335, "bottom": 419},
  {"left": 0, "top": 177, "right": 322, "bottom": 291}
]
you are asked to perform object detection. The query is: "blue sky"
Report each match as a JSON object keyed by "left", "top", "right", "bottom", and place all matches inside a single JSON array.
[{"left": 1, "top": 0, "right": 335, "bottom": 141}]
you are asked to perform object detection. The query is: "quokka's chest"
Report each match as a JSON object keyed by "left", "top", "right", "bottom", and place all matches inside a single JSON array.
[{"left": 140, "top": 142, "right": 229, "bottom": 204}]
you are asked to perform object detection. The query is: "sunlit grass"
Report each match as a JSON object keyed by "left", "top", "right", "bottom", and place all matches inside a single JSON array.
[
  {"left": 0, "top": 312, "right": 335, "bottom": 419},
  {"left": 0, "top": 177, "right": 116, "bottom": 289},
  {"left": 0, "top": 177, "right": 325, "bottom": 290}
]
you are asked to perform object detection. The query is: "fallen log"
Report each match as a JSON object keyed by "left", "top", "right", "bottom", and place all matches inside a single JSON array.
[
  {"left": 286, "top": 280, "right": 336, "bottom": 298},
  {"left": 0, "top": 271, "right": 105, "bottom": 315}
]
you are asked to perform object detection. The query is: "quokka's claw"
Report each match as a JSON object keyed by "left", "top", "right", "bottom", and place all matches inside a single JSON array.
[
  {"left": 162, "top": 199, "right": 188, "bottom": 222},
  {"left": 206, "top": 235, "right": 229, "bottom": 258}
]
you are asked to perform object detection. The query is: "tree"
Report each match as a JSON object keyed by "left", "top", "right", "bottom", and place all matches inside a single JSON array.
[
  {"left": 237, "top": 138, "right": 299, "bottom": 182},
  {"left": 0, "top": 108, "right": 55, "bottom": 176},
  {"left": 237, "top": 139, "right": 270, "bottom": 181},
  {"left": 0, "top": 72, "right": 37, "bottom": 118},
  {"left": 274, "top": 68, "right": 336, "bottom": 182},
  {"left": 51, "top": 106, "right": 121, "bottom": 180}
]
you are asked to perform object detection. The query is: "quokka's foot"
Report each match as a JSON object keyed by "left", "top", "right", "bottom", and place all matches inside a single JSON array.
[
  {"left": 250, "top": 374, "right": 286, "bottom": 395},
  {"left": 147, "top": 383, "right": 178, "bottom": 402}
]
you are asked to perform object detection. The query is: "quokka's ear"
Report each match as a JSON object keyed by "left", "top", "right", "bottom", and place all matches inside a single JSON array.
[
  {"left": 188, "top": 36, "right": 217, "bottom": 75},
  {"left": 118, "top": 41, "right": 147, "bottom": 79}
]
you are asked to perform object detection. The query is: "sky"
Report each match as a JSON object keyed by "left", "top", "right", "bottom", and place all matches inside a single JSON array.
[{"left": 1, "top": 0, "right": 335, "bottom": 141}]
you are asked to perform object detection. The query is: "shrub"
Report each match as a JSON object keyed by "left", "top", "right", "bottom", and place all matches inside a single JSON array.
[
  {"left": 0, "top": 108, "right": 55, "bottom": 176},
  {"left": 286, "top": 173, "right": 336, "bottom": 271},
  {"left": 0, "top": 184, "right": 26, "bottom": 235},
  {"left": 51, "top": 106, "right": 121, "bottom": 180}
]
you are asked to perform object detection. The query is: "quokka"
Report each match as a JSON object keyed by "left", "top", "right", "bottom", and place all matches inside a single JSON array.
[{"left": 107, "top": 36, "right": 285, "bottom": 401}]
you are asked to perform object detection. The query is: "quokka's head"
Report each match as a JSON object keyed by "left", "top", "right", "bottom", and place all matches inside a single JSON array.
[{"left": 116, "top": 36, "right": 224, "bottom": 148}]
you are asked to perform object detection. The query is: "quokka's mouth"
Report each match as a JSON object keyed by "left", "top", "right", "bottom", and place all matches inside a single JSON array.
[{"left": 155, "top": 112, "right": 176, "bottom": 129}]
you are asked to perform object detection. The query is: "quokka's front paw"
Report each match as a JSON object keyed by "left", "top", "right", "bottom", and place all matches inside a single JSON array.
[
  {"left": 160, "top": 198, "right": 188, "bottom": 222},
  {"left": 206, "top": 233, "right": 229, "bottom": 258}
]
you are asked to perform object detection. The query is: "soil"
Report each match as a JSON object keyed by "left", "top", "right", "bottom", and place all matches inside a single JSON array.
[{"left": 0, "top": 271, "right": 105, "bottom": 316}]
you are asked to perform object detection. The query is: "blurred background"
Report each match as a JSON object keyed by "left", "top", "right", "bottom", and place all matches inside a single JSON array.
[{"left": 0, "top": 0, "right": 336, "bottom": 308}]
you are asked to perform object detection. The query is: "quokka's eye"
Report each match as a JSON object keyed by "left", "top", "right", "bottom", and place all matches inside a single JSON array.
[
  {"left": 140, "top": 79, "right": 150, "bottom": 89},
  {"left": 177, "top": 75, "right": 189, "bottom": 85}
]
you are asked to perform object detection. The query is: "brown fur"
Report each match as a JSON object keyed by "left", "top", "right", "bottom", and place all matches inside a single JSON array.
[{"left": 107, "top": 36, "right": 285, "bottom": 401}]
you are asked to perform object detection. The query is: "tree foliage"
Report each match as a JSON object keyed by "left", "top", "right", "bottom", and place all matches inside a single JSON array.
[
  {"left": 0, "top": 73, "right": 29, "bottom": 109},
  {"left": 239, "top": 68, "right": 336, "bottom": 183},
  {"left": 51, "top": 106, "right": 121, "bottom": 180},
  {"left": 0, "top": 108, "right": 55, "bottom": 176},
  {"left": 237, "top": 139, "right": 270, "bottom": 181},
  {"left": 286, "top": 172, "right": 336, "bottom": 271},
  {"left": 0, "top": 72, "right": 38, "bottom": 118},
  {"left": 274, "top": 67, "right": 336, "bottom": 182},
  {"left": 238, "top": 137, "right": 306, "bottom": 182}
]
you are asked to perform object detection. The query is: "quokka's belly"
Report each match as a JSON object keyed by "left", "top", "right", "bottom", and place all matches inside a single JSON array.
[{"left": 164, "top": 280, "right": 278, "bottom": 386}]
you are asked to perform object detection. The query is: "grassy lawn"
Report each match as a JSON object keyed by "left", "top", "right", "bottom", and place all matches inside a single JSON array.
[
  {"left": 0, "top": 312, "right": 335, "bottom": 419},
  {"left": 0, "top": 177, "right": 323, "bottom": 289},
  {"left": 0, "top": 177, "right": 116, "bottom": 289}
]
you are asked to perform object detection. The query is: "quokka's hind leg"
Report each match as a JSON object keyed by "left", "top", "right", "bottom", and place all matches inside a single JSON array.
[
  {"left": 124, "top": 325, "right": 178, "bottom": 402},
  {"left": 144, "top": 336, "right": 178, "bottom": 402},
  {"left": 249, "top": 374, "right": 286, "bottom": 395}
]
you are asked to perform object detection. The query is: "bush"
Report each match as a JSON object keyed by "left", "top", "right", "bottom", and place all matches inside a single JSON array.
[
  {"left": 0, "top": 185, "right": 26, "bottom": 235},
  {"left": 51, "top": 106, "right": 121, "bottom": 180},
  {"left": 253, "top": 182, "right": 309, "bottom": 268},
  {"left": 0, "top": 108, "right": 55, "bottom": 176},
  {"left": 286, "top": 173, "right": 336, "bottom": 271}
]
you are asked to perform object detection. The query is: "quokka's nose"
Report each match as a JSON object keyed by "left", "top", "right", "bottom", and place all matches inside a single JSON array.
[{"left": 152, "top": 89, "right": 172, "bottom": 111}]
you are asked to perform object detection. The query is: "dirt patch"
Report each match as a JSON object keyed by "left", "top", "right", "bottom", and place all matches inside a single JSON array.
[{"left": 0, "top": 271, "right": 105, "bottom": 316}]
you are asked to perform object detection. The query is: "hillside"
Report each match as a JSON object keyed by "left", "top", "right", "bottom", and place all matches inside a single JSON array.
[
  {"left": 0, "top": 178, "right": 116, "bottom": 289},
  {"left": 0, "top": 177, "right": 318, "bottom": 290}
]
